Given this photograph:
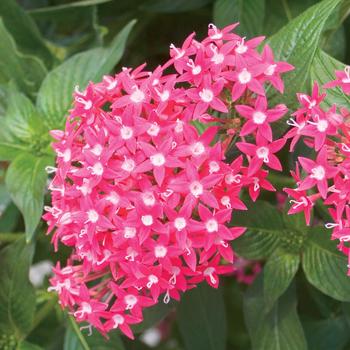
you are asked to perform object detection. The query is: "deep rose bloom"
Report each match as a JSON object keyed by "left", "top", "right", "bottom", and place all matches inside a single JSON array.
[{"left": 44, "top": 22, "right": 292, "bottom": 338}]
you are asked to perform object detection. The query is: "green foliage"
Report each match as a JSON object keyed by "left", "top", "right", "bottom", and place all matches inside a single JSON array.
[
  {"left": 213, "top": 0, "right": 265, "bottom": 38},
  {"left": 267, "top": 0, "right": 341, "bottom": 113},
  {"left": 244, "top": 278, "right": 307, "bottom": 350},
  {"left": 0, "top": 239, "right": 35, "bottom": 339},
  {"left": 36, "top": 19, "right": 136, "bottom": 130},
  {"left": 177, "top": 284, "right": 226, "bottom": 350}
]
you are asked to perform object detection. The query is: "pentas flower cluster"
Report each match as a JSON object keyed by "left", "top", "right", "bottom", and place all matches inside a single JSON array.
[
  {"left": 284, "top": 72, "right": 350, "bottom": 274},
  {"left": 44, "top": 23, "right": 292, "bottom": 338}
]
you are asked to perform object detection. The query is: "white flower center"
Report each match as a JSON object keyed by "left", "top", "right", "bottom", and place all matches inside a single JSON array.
[
  {"left": 238, "top": 69, "right": 252, "bottom": 84},
  {"left": 253, "top": 111, "right": 267, "bottom": 124},
  {"left": 154, "top": 245, "right": 167, "bottom": 258},
  {"left": 191, "top": 142, "right": 205, "bottom": 156},
  {"left": 211, "top": 53, "right": 224, "bottom": 64},
  {"left": 221, "top": 196, "right": 231, "bottom": 207},
  {"left": 209, "top": 161, "right": 220, "bottom": 173},
  {"left": 160, "top": 90, "right": 170, "bottom": 102},
  {"left": 189, "top": 181, "right": 203, "bottom": 197},
  {"left": 174, "top": 217, "right": 187, "bottom": 231},
  {"left": 206, "top": 219, "right": 218, "bottom": 233},
  {"left": 265, "top": 64, "right": 277, "bottom": 76},
  {"left": 256, "top": 147, "right": 269, "bottom": 162},
  {"left": 192, "top": 65, "right": 201, "bottom": 75},
  {"left": 106, "top": 191, "right": 120, "bottom": 205},
  {"left": 92, "top": 162, "right": 104, "bottom": 176},
  {"left": 150, "top": 153, "right": 165, "bottom": 166},
  {"left": 120, "top": 126, "right": 133, "bottom": 140},
  {"left": 63, "top": 149, "right": 71, "bottom": 162},
  {"left": 141, "top": 215, "right": 153, "bottom": 226},
  {"left": 147, "top": 123, "right": 160, "bottom": 136},
  {"left": 142, "top": 192, "right": 156, "bottom": 206},
  {"left": 91, "top": 144, "right": 103, "bottom": 156},
  {"left": 87, "top": 210, "right": 99, "bottom": 223},
  {"left": 317, "top": 119, "right": 328, "bottom": 132},
  {"left": 235, "top": 44, "right": 248, "bottom": 54},
  {"left": 199, "top": 88, "right": 214, "bottom": 103},
  {"left": 124, "top": 294, "right": 138, "bottom": 308},
  {"left": 130, "top": 88, "right": 145, "bottom": 103},
  {"left": 311, "top": 165, "right": 325, "bottom": 180},
  {"left": 124, "top": 227, "right": 136, "bottom": 238},
  {"left": 113, "top": 314, "right": 125, "bottom": 328},
  {"left": 175, "top": 119, "right": 184, "bottom": 133},
  {"left": 147, "top": 274, "right": 159, "bottom": 288},
  {"left": 121, "top": 158, "right": 135, "bottom": 172}
]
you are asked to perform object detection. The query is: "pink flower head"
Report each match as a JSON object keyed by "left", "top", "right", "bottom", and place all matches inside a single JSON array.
[
  {"left": 285, "top": 71, "right": 350, "bottom": 275},
  {"left": 45, "top": 22, "right": 292, "bottom": 338}
]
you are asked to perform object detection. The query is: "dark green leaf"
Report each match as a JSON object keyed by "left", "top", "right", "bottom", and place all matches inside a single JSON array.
[
  {"left": 213, "top": 0, "right": 265, "bottom": 38},
  {"left": 5, "top": 153, "right": 50, "bottom": 242},
  {"left": 310, "top": 49, "right": 350, "bottom": 107},
  {"left": 302, "top": 227, "right": 350, "bottom": 302},
  {"left": 0, "top": 0, "right": 52, "bottom": 65},
  {"left": 231, "top": 201, "right": 284, "bottom": 259},
  {"left": 28, "top": 0, "right": 111, "bottom": 19},
  {"left": 264, "top": 250, "right": 300, "bottom": 311},
  {"left": 17, "top": 341, "right": 43, "bottom": 350},
  {"left": 133, "top": 301, "right": 174, "bottom": 334},
  {"left": 267, "top": 0, "right": 342, "bottom": 111},
  {"left": 177, "top": 283, "right": 226, "bottom": 350},
  {"left": 244, "top": 277, "right": 307, "bottom": 350},
  {"left": 0, "top": 238, "right": 35, "bottom": 339},
  {"left": 0, "top": 18, "right": 47, "bottom": 95},
  {"left": 36, "top": 20, "right": 136, "bottom": 129},
  {"left": 303, "top": 316, "right": 350, "bottom": 350},
  {"left": 140, "top": 0, "right": 211, "bottom": 13},
  {"left": 2, "top": 85, "right": 42, "bottom": 142}
]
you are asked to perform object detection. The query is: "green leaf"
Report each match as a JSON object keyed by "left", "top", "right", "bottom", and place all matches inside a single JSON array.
[
  {"left": 140, "top": 0, "right": 211, "bottom": 13},
  {"left": 303, "top": 316, "right": 350, "bottom": 350},
  {"left": 17, "top": 341, "right": 43, "bottom": 350},
  {"left": 0, "top": 18, "right": 47, "bottom": 95},
  {"left": 310, "top": 49, "right": 350, "bottom": 107},
  {"left": 267, "top": 0, "right": 342, "bottom": 110},
  {"left": 231, "top": 201, "right": 284, "bottom": 259},
  {"left": 133, "top": 301, "right": 174, "bottom": 333},
  {"left": 213, "top": 0, "right": 265, "bottom": 38},
  {"left": 28, "top": 0, "right": 111, "bottom": 19},
  {"left": 0, "top": 142, "right": 28, "bottom": 162},
  {"left": 65, "top": 317, "right": 125, "bottom": 350},
  {"left": 36, "top": 19, "right": 136, "bottom": 129},
  {"left": 0, "top": 238, "right": 35, "bottom": 339},
  {"left": 3, "top": 85, "right": 42, "bottom": 142},
  {"left": 5, "top": 153, "right": 50, "bottom": 242},
  {"left": 177, "top": 283, "right": 226, "bottom": 350},
  {"left": 0, "top": 0, "right": 52, "bottom": 65},
  {"left": 264, "top": 250, "right": 300, "bottom": 311},
  {"left": 244, "top": 277, "right": 307, "bottom": 350},
  {"left": 302, "top": 227, "right": 350, "bottom": 302}
]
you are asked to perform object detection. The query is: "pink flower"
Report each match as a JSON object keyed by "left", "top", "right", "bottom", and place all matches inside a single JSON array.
[
  {"left": 236, "top": 134, "right": 285, "bottom": 176},
  {"left": 236, "top": 96, "right": 287, "bottom": 141},
  {"left": 297, "top": 147, "right": 338, "bottom": 199},
  {"left": 324, "top": 66, "right": 350, "bottom": 94}
]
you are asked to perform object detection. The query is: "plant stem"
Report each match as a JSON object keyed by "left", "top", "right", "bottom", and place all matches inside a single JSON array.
[
  {"left": 282, "top": 0, "right": 293, "bottom": 21},
  {"left": 69, "top": 316, "right": 90, "bottom": 350}
]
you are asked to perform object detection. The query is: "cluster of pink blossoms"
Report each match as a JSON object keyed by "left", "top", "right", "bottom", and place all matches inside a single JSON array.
[
  {"left": 44, "top": 23, "right": 292, "bottom": 338},
  {"left": 284, "top": 70, "right": 350, "bottom": 274}
]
